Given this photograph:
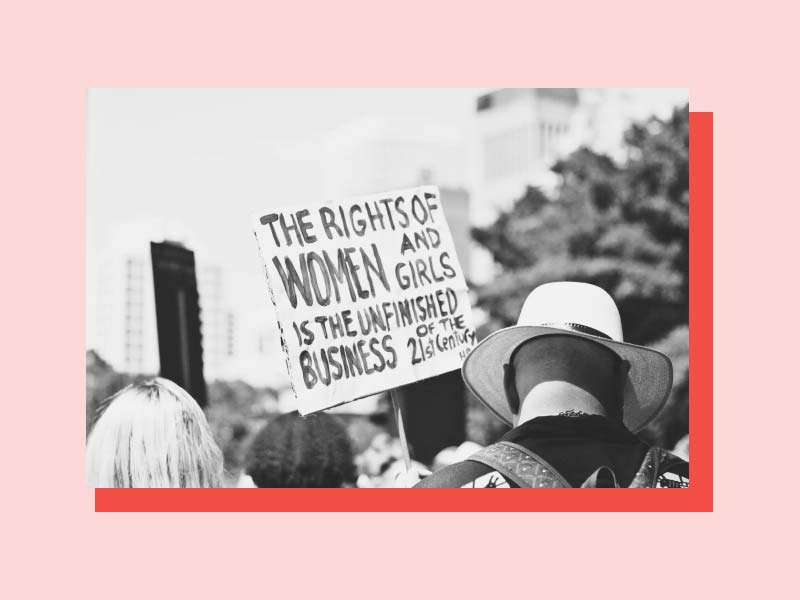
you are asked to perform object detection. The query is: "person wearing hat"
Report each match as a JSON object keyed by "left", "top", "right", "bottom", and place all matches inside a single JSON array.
[{"left": 415, "top": 282, "right": 689, "bottom": 488}]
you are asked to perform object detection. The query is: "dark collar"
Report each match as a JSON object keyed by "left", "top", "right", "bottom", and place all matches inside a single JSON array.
[{"left": 502, "top": 415, "right": 641, "bottom": 445}]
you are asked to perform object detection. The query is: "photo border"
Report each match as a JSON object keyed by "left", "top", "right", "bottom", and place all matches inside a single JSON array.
[{"left": 95, "top": 111, "right": 713, "bottom": 512}]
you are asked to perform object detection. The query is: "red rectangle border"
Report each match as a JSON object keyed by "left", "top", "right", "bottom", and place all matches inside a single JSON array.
[{"left": 96, "top": 112, "right": 713, "bottom": 512}]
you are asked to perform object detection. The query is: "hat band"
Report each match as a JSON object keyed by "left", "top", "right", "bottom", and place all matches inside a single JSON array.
[{"left": 538, "top": 322, "right": 612, "bottom": 340}]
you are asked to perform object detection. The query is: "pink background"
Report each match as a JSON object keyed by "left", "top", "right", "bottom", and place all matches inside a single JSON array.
[{"left": 1, "top": 0, "right": 790, "bottom": 597}]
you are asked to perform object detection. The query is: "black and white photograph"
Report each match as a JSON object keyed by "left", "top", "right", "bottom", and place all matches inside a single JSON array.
[{"left": 86, "top": 88, "right": 690, "bottom": 490}]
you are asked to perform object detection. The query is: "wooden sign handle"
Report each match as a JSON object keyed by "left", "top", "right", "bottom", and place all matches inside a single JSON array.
[{"left": 390, "top": 388, "right": 413, "bottom": 472}]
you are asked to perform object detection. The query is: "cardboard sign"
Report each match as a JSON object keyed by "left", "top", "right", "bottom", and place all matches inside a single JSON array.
[{"left": 253, "top": 185, "right": 477, "bottom": 415}]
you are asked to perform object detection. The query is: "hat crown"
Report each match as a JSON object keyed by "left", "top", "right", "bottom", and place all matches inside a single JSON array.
[{"left": 518, "top": 282, "right": 623, "bottom": 341}]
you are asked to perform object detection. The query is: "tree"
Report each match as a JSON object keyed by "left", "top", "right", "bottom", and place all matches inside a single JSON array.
[
  {"left": 85, "top": 350, "right": 138, "bottom": 436},
  {"left": 471, "top": 105, "right": 690, "bottom": 448}
]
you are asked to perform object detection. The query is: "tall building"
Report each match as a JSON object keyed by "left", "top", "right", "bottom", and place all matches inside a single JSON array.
[
  {"left": 95, "top": 253, "right": 160, "bottom": 375},
  {"left": 438, "top": 185, "right": 471, "bottom": 276},
  {"left": 474, "top": 88, "right": 580, "bottom": 225},
  {"left": 470, "top": 88, "right": 688, "bottom": 284},
  {"left": 196, "top": 263, "right": 235, "bottom": 379},
  {"left": 93, "top": 244, "right": 236, "bottom": 380},
  {"left": 217, "top": 307, "right": 291, "bottom": 388},
  {"left": 474, "top": 88, "right": 689, "bottom": 225}
]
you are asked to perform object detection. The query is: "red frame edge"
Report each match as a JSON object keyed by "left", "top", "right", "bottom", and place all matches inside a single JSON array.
[{"left": 95, "top": 112, "right": 714, "bottom": 512}]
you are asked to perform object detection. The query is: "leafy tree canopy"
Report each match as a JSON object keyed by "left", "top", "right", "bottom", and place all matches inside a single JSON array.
[
  {"left": 471, "top": 105, "right": 690, "bottom": 447},
  {"left": 472, "top": 105, "right": 689, "bottom": 347}
]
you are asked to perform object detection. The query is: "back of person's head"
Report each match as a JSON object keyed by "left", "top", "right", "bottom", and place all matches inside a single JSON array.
[
  {"left": 86, "top": 377, "right": 223, "bottom": 488},
  {"left": 246, "top": 411, "right": 355, "bottom": 488},
  {"left": 510, "top": 335, "right": 629, "bottom": 424}
]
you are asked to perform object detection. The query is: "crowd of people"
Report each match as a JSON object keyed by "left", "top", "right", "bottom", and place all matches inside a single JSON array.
[
  {"left": 85, "top": 383, "right": 475, "bottom": 489},
  {"left": 86, "top": 282, "right": 690, "bottom": 489}
]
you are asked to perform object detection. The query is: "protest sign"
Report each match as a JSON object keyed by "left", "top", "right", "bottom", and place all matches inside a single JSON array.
[{"left": 253, "top": 185, "right": 477, "bottom": 415}]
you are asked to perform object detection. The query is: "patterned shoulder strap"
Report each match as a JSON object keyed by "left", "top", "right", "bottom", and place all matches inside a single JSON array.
[
  {"left": 469, "top": 443, "right": 689, "bottom": 488},
  {"left": 468, "top": 441, "right": 571, "bottom": 488},
  {"left": 629, "top": 447, "right": 690, "bottom": 488}
]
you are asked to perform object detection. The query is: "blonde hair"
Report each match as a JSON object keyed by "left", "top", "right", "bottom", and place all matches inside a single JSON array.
[{"left": 87, "top": 378, "right": 223, "bottom": 488}]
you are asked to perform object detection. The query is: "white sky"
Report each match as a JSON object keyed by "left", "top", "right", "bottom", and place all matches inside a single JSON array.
[
  {"left": 86, "top": 89, "right": 484, "bottom": 347},
  {"left": 86, "top": 88, "right": 687, "bottom": 350}
]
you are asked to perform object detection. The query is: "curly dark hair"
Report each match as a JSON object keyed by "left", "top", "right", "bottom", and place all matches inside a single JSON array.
[{"left": 245, "top": 411, "right": 356, "bottom": 488}]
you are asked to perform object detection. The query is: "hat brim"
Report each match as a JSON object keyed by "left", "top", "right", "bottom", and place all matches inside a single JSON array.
[{"left": 462, "top": 326, "right": 673, "bottom": 433}]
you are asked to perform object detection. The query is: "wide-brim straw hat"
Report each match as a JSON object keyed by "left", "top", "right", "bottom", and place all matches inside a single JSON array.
[{"left": 462, "top": 282, "right": 672, "bottom": 433}]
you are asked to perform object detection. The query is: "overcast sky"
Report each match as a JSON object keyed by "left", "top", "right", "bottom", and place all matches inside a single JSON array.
[
  {"left": 86, "top": 88, "right": 686, "bottom": 349},
  {"left": 87, "top": 89, "right": 485, "bottom": 346}
]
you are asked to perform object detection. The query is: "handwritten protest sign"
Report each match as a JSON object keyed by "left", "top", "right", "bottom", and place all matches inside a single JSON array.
[{"left": 253, "top": 185, "right": 477, "bottom": 415}]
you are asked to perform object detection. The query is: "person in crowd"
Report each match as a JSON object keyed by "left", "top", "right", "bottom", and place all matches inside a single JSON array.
[
  {"left": 415, "top": 282, "right": 689, "bottom": 488},
  {"left": 245, "top": 411, "right": 356, "bottom": 488},
  {"left": 86, "top": 377, "right": 224, "bottom": 487},
  {"left": 354, "top": 432, "right": 430, "bottom": 487},
  {"left": 431, "top": 441, "right": 483, "bottom": 473}
]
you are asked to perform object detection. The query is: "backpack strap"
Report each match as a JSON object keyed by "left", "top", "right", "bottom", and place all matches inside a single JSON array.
[
  {"left": 657, "top": 448, "right": 689, "bottom": 476},
  {"left": 628, "top": 447, "right": 660, "bottom": 487},
  {"left": 652, "top": 448, "right": 690, "bottom": 488},
  {"left": 468, "top": 441, "right": 571, "bottom": 488},
  {"left": 581, "top": 466, "right": 619, "bottom": 488},
  {"left": 628, "top": 447, "right": 690, "bottom": 488},
  {"left": 469, "top": 442, "right": 689, "bottom": 489}
]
